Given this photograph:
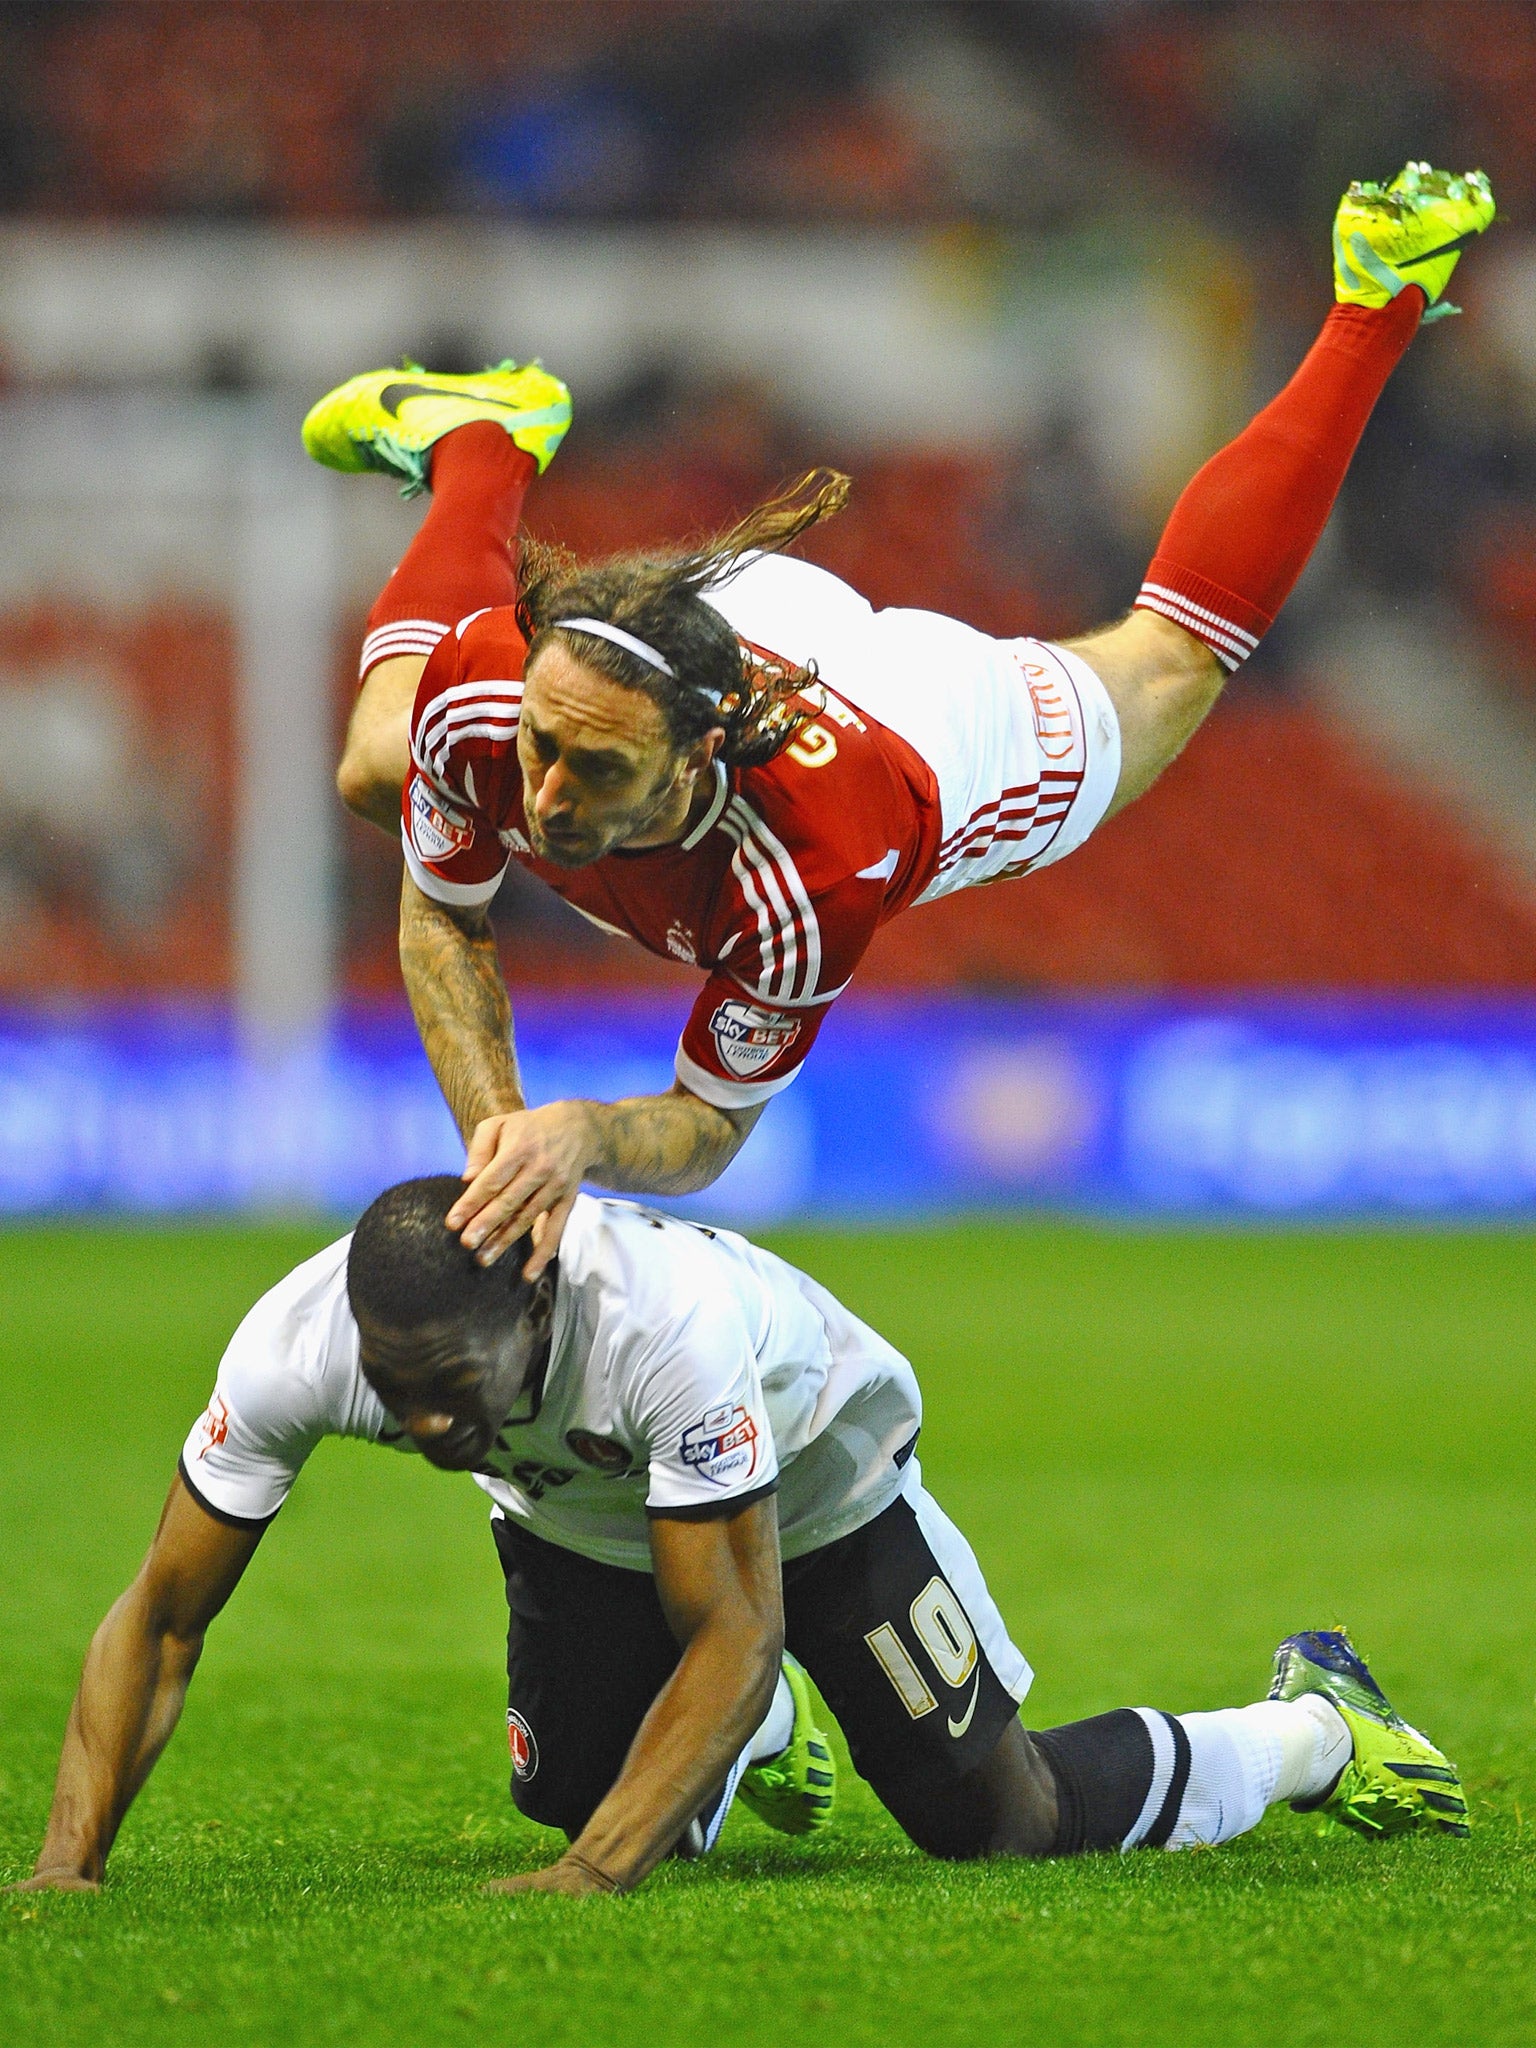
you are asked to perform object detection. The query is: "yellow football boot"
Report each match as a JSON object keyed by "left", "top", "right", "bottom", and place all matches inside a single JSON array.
[
  {"left": 301, "top": 358, "right": 572, "bottom": 496},
  {"left": 1270, "top": 1630, "right": 1469, "bottom": 1838},
  {"left": 738, "top": 1655, "right": 837, "bottom": 1837},
  {"left": 1333, "top": 162, "right": 1496, "bottom": 323}
]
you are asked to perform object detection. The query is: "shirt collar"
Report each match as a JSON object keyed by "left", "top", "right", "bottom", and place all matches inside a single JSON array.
[{"left": 679, "top": 759, "right": 729, "bottom": 852}]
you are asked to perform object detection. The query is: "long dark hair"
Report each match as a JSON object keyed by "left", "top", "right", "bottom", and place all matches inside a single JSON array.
[{"left": 517, "top": 468, "right": 851, "bottom": 768}]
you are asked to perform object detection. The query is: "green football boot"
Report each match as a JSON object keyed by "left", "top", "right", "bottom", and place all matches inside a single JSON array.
[
  {"left": 1333, "top": 161, "right": 1496, "bottom": 323},
  {"left": 738, "top": 1654, "right": 836, "bottom": 1837},
  {"left": 1269, "top": 1629, "right": 1469, "bottom": 1838},
  {"left": 301, "top": 358, "right": 572, "bottom": 497}
]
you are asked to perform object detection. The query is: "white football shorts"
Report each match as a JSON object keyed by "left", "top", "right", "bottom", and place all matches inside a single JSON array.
[{"left": 901, "top": 627, "right": 1121, "bottom": 904}]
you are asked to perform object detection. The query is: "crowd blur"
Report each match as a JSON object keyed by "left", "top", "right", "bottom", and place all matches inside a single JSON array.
[
  {"left": 0, "top": 1, "right": 1525, "bottom": 230},
  {"left": 2, "top": 0, "right": 1535, "bottom": 1001},
  {"left": 0, "top": 0, "right": 1526, "bottom": 668}
]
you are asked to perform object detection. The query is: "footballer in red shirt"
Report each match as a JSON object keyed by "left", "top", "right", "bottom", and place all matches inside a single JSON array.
[{"left": 304, "top": 165, "right": 1493, "bottom": 1271}]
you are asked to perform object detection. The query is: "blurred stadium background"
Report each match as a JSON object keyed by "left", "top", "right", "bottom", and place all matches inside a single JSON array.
[{"left": 2, "top": 0, "right": 1536, "bottom": 1222}]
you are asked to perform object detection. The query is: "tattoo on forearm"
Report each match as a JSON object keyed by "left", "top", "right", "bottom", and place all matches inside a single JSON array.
[
  {"left": 587, "top": 1091, "right": 756, "bottom": 1196},
  {"left": 399, "top": 879, "right": 524, "bottom": 1140}
]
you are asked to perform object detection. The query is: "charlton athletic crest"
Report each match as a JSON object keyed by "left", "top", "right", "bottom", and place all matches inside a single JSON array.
[
  {"left": 708, "top": 999, "right": 800, "bottom": 1080},
  {"left": 507, "top": 1708, "right": 539, "bottom": 1780}
]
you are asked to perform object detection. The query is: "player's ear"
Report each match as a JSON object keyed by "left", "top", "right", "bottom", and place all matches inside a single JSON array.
[
  {"left": 685, "top": 726, "right": 727, "bottom": 777},
  {"left": 525, "top": 1267, "right": 556, "bottom": 1337}
]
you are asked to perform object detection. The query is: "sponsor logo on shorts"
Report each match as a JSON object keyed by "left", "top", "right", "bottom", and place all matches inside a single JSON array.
[
  {"left": 507, "top": 1708, "right": 538, "bottom": 1780},
  {"left": 192, "top": 1395, "right": 229, "bottom": 1460},
  {"left": 708, "top": 1000, "right": 800, "bottom": 1080},
  {"left": 409, "top": 779, "right": 474, "bottom": 862},
  {"left": 680, "top": 1402, "right": 760, "bottom": 1487},
  {"left": 947, "top": 1674, "right": 980, "bottom": 1738},
  {"left": 564, "top": 1429, "right": 634, "bottom": 1475},
  {"left": 666, "top": 920, "right": 698, "bottom": 964}
]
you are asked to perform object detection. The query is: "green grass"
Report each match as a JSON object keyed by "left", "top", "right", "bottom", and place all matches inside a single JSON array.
[{"left": 2, "top": 1221, "right": 1534, "bottom": 2047}]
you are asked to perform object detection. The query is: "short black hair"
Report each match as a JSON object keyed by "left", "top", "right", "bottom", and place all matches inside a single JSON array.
[{"left": 346, "top": 1177, "right": 536, "bottom": 1337}]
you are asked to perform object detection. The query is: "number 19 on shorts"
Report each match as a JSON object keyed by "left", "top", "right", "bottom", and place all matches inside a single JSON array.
[{"left": 864, "top": 1575, "right": 978, "bottom": 1719}]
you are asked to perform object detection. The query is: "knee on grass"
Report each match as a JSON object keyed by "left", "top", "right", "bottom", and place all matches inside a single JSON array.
[{"left": 881, "top": 1723, "right": 1060, "bottom": 1861}]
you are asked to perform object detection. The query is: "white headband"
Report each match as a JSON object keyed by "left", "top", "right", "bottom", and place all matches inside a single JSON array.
[
  {"left": 554, "top": 617, "right": 725, "bottom": 708},
  {"left": 556, "top": 617, "right": 674, "bottom": 677}
]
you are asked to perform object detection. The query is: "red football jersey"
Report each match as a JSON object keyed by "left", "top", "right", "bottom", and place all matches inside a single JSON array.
[{"left": 402, "top": 605, "right": 943, "bottom": 1107}]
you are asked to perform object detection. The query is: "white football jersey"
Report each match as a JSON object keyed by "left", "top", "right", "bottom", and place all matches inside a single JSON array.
[{"left": 180, "top": 1194, "right": 923, "bottom": 1570}]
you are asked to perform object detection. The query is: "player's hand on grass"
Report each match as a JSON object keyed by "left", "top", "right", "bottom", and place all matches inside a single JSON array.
[
  {"left": 6, "top": 1869, "right": 99, "bottom": 1894},
  {"left": 447, "top": 1101, "right": 597, "bottom": 1275},
  {"left": 483, "top": 1854, "right": 619, "bottom": 1898}
]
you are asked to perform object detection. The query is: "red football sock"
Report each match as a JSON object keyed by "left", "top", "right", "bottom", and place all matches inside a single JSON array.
[
  {"left": 359, "top": 422, "right": 535, "bottom": 680},
  {"left": 1134, "top": 290, "right": 1423, "bottom": 669}
]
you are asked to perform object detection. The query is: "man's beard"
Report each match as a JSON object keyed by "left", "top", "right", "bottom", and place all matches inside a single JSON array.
[
  {"left": 525, "top": 775, "right": 681, "bottom": 868},
  {"left": 525, "top": 814, "right": 604, "bottom": 867}
]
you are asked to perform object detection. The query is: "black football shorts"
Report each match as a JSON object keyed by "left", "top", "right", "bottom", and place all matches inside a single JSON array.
[{"left": 491, "top": 1479, "right": 1030, "bottom": 1839}]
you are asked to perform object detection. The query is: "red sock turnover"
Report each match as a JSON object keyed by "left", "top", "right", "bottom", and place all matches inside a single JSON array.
[
  {"left": 360, "top": 422, "right": 535, "bottom": 680},
  {"left": 1134, "top": 290, "right": 1423, "bottom": 669}
]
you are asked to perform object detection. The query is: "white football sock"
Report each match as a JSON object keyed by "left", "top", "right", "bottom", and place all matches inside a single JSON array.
[
  {"left": 1168, "top": 1707, "right": 1276, "bottom": 1846},
  {"left": 749, "top": 1670, "right": 795, "bottom": 1763},
  {"left": 1267, "top": 1693, "right": 1353, "bottom": 1802},
  {"left": 1165, "top": 1696, "right": 1352, "bottom": 1848}
]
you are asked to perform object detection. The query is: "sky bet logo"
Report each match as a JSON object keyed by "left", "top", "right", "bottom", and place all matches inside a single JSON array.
[
  {"left": 709, "top": 999, "right": 800, "bottom": 1080},
  {"left": 680, "top": 1403, "right": 759, "bottom": 1487}
]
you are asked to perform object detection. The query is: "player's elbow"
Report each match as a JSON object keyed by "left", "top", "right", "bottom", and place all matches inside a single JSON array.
[
  {"left": 708, "top": 1598, "right": 784, "bottom": 1725},
  {"left": 668, "top": 1088, "right": 763, "bottom": 1193},
  {"left": 100, "top": 1576, "right": 208, "bottom": 1687},
  {"left": 742, "top": 1586, "right": 786, "bottom": 1693}
]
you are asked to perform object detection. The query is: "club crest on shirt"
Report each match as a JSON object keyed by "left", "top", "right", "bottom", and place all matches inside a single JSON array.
[
  {"left": 192, "top": 1394, "right": 229, "bottom": 1460},
  {"left": 680, "top": 1403, "right": 759, "bottom": 1487},
  {"left": 708, "top": 999, "right": 800, "bottom": 1080},
  {"left": 565, "top": 1429, "right": 634, "bottom": 1475},
  {"left": 507, "top": 1708, "right": 539, "bottom": 1780},
  {"left": 409, "top": 779, "right": 473, "bottom": 861}
]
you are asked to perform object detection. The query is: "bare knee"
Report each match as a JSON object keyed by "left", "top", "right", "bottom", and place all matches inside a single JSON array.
[
  {"left": 336, "top": 735, "right": 403, "bottom": 832},
  {"left": 1067, "top": 608, "right": 1224, "bottom": 817},
  {"left": 337, "top": 654, "right": 425, "bottom": 832}
]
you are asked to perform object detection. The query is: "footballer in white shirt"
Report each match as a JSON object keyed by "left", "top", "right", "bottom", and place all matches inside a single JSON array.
[{"left": 14, "top": 1183, "right": 1466, "bottom": 1897}]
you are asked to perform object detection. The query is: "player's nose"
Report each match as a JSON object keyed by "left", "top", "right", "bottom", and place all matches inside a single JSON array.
[
  {"left": 534, "top": 764, "right": 579, "bottom": 821},
  {"left": 403, "top": 1411, "right": 456, "bottom": 1441}
]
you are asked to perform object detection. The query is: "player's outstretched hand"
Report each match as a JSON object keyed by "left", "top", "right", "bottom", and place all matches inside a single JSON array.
[
  {"left": 446, "top": 1102, "right": 597, "bottom": 1276},
  {"left": 5, "top": 1870, "right": 100, "bottom": 1894},
  {"left": 483, "top": 1855, "right": 619, "bottom": 1898}
]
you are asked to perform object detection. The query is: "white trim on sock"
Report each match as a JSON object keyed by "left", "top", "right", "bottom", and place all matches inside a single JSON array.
[{"left": 1122, "top": 1708, "right": 1178, "bottom": 1850}]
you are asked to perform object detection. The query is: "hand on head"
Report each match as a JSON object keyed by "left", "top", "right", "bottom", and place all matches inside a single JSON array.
[{"left": 446, "top": 1103, "right": 594, "bottom": 1275}]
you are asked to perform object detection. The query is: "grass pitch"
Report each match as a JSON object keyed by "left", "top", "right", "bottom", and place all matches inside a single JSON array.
[{"left": 1, "top": 1221, "right": 1533, "bottom": 2047}]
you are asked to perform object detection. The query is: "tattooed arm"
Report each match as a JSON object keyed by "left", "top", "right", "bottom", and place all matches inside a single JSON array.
[
  {"left": 399, "top": 871, "right": 524, "bottom": 1137},
  {"left": 400, "top": 872, "right": 760, "bottom": 1274}
]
